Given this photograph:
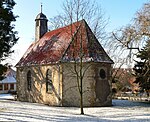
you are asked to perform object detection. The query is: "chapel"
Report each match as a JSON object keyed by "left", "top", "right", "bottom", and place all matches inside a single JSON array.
[{"left": 16, "top": 9, "right": 114, "bottom": 107}]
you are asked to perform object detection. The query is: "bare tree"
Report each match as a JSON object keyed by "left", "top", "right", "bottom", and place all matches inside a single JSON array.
[
  {"left": 49, "top": 0, "right": 109, "bottom": 114},
  {"left": 62, "top": 20, "right": 91, "bottom": 115},
  {"left": 50, "top": 0, "right": 108, "bottom": 43},
  {"left": 109, "top": 2, "right": 150, "bottom": 68},
  {"left": 107, "top": 2, "right": 150, "bottom": 99}
]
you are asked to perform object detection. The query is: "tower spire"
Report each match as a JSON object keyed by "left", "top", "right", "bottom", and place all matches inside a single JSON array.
[
  {"left": 40, "top": 3, "right": 43, "bottom": 13},
  {"left": 35, "top": 3, "right": 48, "bottom": 41}
]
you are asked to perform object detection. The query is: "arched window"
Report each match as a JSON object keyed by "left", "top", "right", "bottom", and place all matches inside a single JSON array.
[
  {"left": 27, "top": 70, "right": 32, "bottom": 91},
  {"left": 46, "top": 69, "right": 53, "bottom": 93}
]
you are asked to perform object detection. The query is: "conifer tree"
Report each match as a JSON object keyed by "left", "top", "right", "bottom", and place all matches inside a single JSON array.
[
  {"left": 0, "top": 0, "right": 18, "bottom": 79},
  {"left": 133, "top": 40, "right": 150, "bottom": 96}
]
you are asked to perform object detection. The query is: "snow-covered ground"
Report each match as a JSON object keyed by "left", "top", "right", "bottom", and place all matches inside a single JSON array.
[
  {"left": 0, "top": 99, "right": 149, "bottom": 122},
  {"left": 0, "top": 94, "right": 15, "bottom": 100}
]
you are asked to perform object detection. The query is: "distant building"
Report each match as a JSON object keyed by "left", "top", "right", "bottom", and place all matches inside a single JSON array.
[
  {"left": 0, "top": 67, "right": 16, "bottom": 94},
  {"left": 16, "top": 9, "right": 113, "bottom": 106},
  {"left": 112, "top": 68, "right": 138, "bottom": 93}
]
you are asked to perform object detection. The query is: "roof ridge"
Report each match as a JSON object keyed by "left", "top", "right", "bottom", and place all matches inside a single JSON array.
[{"left": 49, "top": 19, "right": 84, "bottom": 32}]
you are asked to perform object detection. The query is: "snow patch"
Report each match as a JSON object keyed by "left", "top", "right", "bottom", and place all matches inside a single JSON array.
[{"left": 0, "top": 99, "right": 149, "bottom": 121}]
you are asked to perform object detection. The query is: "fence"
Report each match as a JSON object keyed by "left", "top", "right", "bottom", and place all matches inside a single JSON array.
[{"left": 113, "top": 92, "right": 150, "bottom": 102}]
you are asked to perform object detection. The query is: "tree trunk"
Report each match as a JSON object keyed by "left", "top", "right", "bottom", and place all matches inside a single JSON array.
[
  {"left": 80, "top": 79, "right": 84, "bottom": 114},
  {"left": 80, "top": 51, "right": 84, "bottom": 114}
]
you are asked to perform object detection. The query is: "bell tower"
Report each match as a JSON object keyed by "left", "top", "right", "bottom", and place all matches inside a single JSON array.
[{"left": 35, "top": 4, "right": 48, "bottom": 41}]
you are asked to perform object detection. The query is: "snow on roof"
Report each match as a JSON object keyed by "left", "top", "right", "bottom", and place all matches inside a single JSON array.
[
  {"left": 0, "top": 76, "right": 16, "bottom": 83},
  {"left": 16, "top": 19, "right": 113, "bottom": 67},
  {"left": 0, "top": 68, "right": 16, "bottom": 83}
]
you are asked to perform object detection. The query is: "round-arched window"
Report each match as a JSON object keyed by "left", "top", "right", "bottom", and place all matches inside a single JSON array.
[
  {"left": 27, "top": 70, "right": 32, "bottom": 91},
  {"left": 46, "top": 69, "right": 53, "bottom": 93},
  {"left": 99, "top": 69, "right": 106, "bottom": 79}
]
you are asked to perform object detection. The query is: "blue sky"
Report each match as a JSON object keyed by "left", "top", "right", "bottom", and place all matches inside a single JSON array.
[{"left": 5, "top": 0, "right": 149, "bottom": 66}]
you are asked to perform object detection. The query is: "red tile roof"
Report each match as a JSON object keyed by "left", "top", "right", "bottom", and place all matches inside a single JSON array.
[{"left": 16, "top": 19, "right": 113, "bottom": 67}]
